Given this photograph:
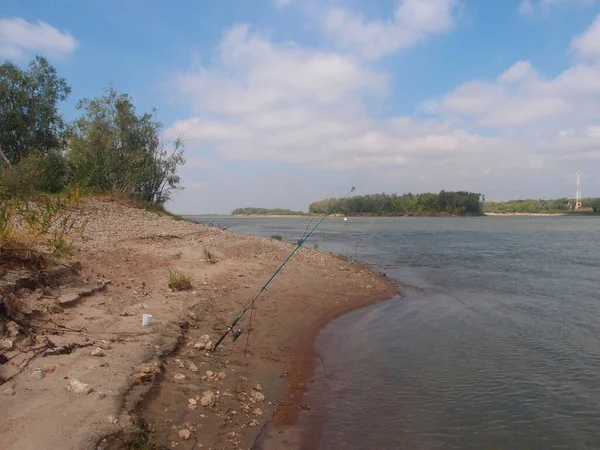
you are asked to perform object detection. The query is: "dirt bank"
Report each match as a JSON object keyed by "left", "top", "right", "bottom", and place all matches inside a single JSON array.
[{"left": 0, "top": 197, "right": 397, "bottom": 450}]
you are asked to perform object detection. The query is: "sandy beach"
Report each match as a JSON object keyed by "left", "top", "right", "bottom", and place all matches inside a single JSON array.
[{"left": 0, "top": 198, "right": 397, "bottom": 449}]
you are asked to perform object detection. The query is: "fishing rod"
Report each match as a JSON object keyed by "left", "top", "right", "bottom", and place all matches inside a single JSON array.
[{"left": 212, "top": 186, "right": 356, "bottom": 351}]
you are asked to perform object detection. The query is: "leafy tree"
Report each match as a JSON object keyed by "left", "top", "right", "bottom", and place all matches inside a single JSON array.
[
  {"left": 0, "top": 56, "right": 71, "bottom": 163},
  {"left": 69, "top": 87, "right": 184, "bottom": 204}
]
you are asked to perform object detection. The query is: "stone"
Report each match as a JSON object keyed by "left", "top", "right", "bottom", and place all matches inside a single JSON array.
[
  {"left": 31, "top": 368, "right": 45, "bottom": 380},
  {"left": 218, "top": 372, "right": 226, "bottom": 379},
  {"left": 67, "top": 379, "right": 93, "bottom": 395},
  {"left": 174, "top": 373, "right": 186, "bottom": 380},
  {"left": 249, "top": 419, "right": 259, "bottom": 427},
  {"left": 178, "top": 429, "right": 191, "bottom": 440},
  {"left": 41, "top": 364, "right": 57, "bottom": 373},
  {"left": 249, "top": 390, "right": 265, "bottom": 403},
  {"left": 6, "top": 321, "right": 20, "bottom": 338},
  {"left": 205, "top": 370, "right": 214, "bottom": 378},
  {"left": 91, "top": 348, "right": 105, "bottom": 357},
  {"left": 205, "top": 340, "right": 213, "bottom": 350},
  {"left": 241, "top": 405, "right": 250, "bottom": 414},
  {"left": 188, "top": 398, "right": 198, "bottom": 409},
  {"left": 200, "top": 390, "right": 216, "bottom": 407},
  {"left": 0, "top": 338, "right": 14, "bottom": 350},
  {"left": 2, "top": 386, "right": 15, "bottom": 396},
  {"left": 96, "top": 340, "right": 112, "bottom": 350},
  {"left": 95, "top": 392, "right": 107, "bottom": 400},
  {"left": 194, "top": 335, "right": 211, "bottom": 349},
  {"left": 255, "top": 383, "right": 262, "bottom": 391},
  {"left": 140, "top": 363, "right": 154, "bottom": 374},
  {"left": 108, "top": 415, "right": 119, "bottom": 424},
  {"left": 253, "top": 408, "right": 263, "bottom": 416},
  {"left": 174, "top": 359, "right": 185, "bottom": 368},
  {"left": 189, "top": 363, "right": 199, "bottom": 372}
]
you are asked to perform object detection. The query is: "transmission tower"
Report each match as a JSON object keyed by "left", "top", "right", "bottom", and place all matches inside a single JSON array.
[{"left": 576, "top": 168, "right": 582, "bottom": 210}]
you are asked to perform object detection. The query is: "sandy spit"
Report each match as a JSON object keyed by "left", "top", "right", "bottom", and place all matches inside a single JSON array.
[{"left": 0, "top": 197, "right": 397, "bottom": 450}]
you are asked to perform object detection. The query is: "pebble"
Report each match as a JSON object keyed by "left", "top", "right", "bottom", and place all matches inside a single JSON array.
[
  {"left": 253, "top": 408, "right": 263, "bottom": 416},
  {"left": 0, "top": 338, "right": 14, "bottom": 350},
  {"left": 174, "top": 359, "right": 185, "bottom": 368},
  {"left": 2, "top": 386, "right": 15, "bottom": 396},
  {"left": 188, "top": 398, "right": 198, "bottom": 409},
  {"left": 189, "top": 363, "right": 199, "bottom": 372},
  {"left": 140, "top": 363, "right": 156, "bottom": 374},
  {"left": 96, "top": 340, "right": 112, "bottom": 350},
  {"left": 249, "top": 419, "right": 259, "bottom": 427},
  {"left": 91, "top": 348, "right": 105, "bottom": 357},
  {"left": 205, "top": 370, "right": 214, "bottom": 378},
  {"left": 249, "top": 390, "right": 265, "bottom": 403},
  {"left": 194, "top": 335, "right": 211, "bottom": 349},
  {"left": 67, "top": 379, "right": 93, "bottom": 395},
  {"left": 41, "top": 364, "right": 57, "bottom": 373},
  {"left": 31, "top": 368, "right": 45, "bottom": 380},
  {"left": 218, "top": 371, "right": 226, "bottom": 379},
  {"left": 178, "top": 429, "right": 191, "bottom": 440},
  {"left": 108, "top": 415, "right": 119, "bottom": 424},
  {"left": 174, "top": 373, "right": 186, "bottom": 380},
  {"left": 95, "top": 392, "right": 107, "bottom": 400},
  {"left": 255, "top": 383, "right": 262, "bottom": 391},
  {"left": 200, "top": 390, "right": 216, "bottom": 407}
]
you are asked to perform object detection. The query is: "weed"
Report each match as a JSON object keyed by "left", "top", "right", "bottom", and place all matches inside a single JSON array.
[
  {"left": 167, "top": 268, "right": 193, "bottom": 291},
  {"left": 313, "top": 242, "right": 319, "bottom": 250},
  {"left": 270, "top": 234, "right": 282, "bottom": 241},
  {"left": 205, "top": 249, "right": 217, "bottom": 264}
]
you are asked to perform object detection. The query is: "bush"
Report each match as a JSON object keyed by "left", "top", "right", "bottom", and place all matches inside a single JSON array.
[
  {"left": 167, "top": 268, "right": 193, "bottom": 291},
  {"left": 0, "top": 155, "right": 43, "bottom": 199},
  {"left": 270, "top": 234, "right": 282, "bottom": 241}
]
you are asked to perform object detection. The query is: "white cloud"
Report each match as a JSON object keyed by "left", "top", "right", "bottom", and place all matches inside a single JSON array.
[
  {"left": 518, "top": 0, "right": 595, "bottom": 15},
  {"left": 571, "top": 14, "right": 600, "bottom": 60},
  {"left": 323, "top": 0, "right": 459, "bottom": 59},
  {"left": 0, "top": 17, "right": 78, "bottom": 60},
  {"left": 272, "top": 0, "right": 295, "bottom": 7}
]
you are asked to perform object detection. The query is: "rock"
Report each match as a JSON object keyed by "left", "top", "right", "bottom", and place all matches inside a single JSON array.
[
  {"left": 189, "top": 363, "right": 199, "bottom": 372},
  {"left": 174, "top": 373, "right": 186, "bottom": 380},
  {"left": 188, "top": 398, "right": 198, "bottom": 409},
  {"left": 0, "top": 338, "right": 14, "bottom": 350},
  {"left": 67, "top": 379, "right": 93, "bottom": 395},
  {"left": 200, "top": 390, "right": 216, "bottom": 407},
  {"left": 2, "top": 386, "right": 15, "bottom": 396},
  {"left": 255, "top": 383, "right": 262, "bottom": 391},
  {"left": 140, "top": 363, "right": 155, "bottom": 374},
  {"left": 205, "top": 340, "right": 213, "bottom": 350},
  {"left": 95, "top": 392, "right": 107, "bottom": 400},
  {"left": 249, "top": 419, "right": 259, "bottom": 427},
  {"left": 31, "top": 368, "right": 45, "bottom": 380},
  {"left": 41, "top": 364, "right": 57, "bottom": 373},
  {"left": 249, "top": 390, "right": 265, "bottom": 403},
  {"left": 194, "top": 335, "right": 211, "bottom": 349},
  {"left": 108, "top": 415, "right": 119, "bottom": 424},
  {"left": 135, "top": 374, "right": 154, "bottom": 384},
  {"left": 218, "top": 371, "right": 226, "bottom": 379},
  {"left": 241, "top": 405, "right": 250, "bottom": 414},
  {"left": 96, "top": 340, "right": 112, "bottom": 350},
  {"left": 6, "top": 321, "right": 20, "bottom": 338},
  {"left": 253, "top": 408, "right": 263, "bottom": 416},
  {"left": 227, "top": 432, "right": 238, "bottom": 439},
  {"left": 119, "top": 310, "right": 132, "bottom": 317},
  {"left": 174, "top": 358, "right": 185, "bottom": 368},
  {"left": 91, "top": 348, "right": 105, "bottom": 357},
  {"left": 178, "top": 429, "right": 191, "bottom": 440},
  {"left": 205, "top": 370, "right": 214, "bottom": 378}
]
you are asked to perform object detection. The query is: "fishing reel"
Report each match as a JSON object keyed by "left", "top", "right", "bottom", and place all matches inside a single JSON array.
[{"left": 232, "top": 328, "right": 243, "bottom": 341}]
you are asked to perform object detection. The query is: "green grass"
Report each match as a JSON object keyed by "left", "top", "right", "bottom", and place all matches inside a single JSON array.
[{"left": 167, "top": 267, "right": 193, "bottom": 291}]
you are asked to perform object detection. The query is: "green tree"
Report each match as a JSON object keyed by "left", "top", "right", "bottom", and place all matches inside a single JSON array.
[
  {"left": 69, "top": 87, "right": 184, "bottom": 204},
  {"left": 0, "top": 56, "right": 71, "bottom": 164}
]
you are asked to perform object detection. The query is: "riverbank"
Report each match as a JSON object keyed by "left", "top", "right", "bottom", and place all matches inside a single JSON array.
[{"left": 0, "top": 197, "right": 396, "bottom": 449}]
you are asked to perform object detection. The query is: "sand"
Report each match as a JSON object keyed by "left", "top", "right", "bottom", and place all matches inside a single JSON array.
[{"left": 0, "top": 197, "right": 397, "bottom": 450}]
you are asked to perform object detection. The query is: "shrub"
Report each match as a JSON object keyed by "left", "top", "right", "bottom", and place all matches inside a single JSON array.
[
  {"left": 0, "top": 155, "right": 43, "bottom": 199},
  {"left": 270, "top": 234, "right": 282, "bottom": 241},
  {"left": 167, "top": 268, "right": 193, "bottom": 291}
]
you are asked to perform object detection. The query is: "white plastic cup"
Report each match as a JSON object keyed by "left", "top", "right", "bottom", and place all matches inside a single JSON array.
[{"left": 142, "top": 314, "right": 153, "bottom": 326}]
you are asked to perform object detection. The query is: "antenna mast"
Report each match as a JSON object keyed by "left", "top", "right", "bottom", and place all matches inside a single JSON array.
[{"left": 576, "top": 168, "right": 582, "bottom": 210}]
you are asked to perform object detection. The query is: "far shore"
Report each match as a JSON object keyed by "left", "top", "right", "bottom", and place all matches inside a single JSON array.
[{"left": 484, "top": 212, "right": 567, "bottom": 216}]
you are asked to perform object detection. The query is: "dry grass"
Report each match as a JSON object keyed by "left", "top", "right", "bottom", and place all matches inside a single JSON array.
[{"left": 167, "top": 268, "right": 193, "bottom": 291}]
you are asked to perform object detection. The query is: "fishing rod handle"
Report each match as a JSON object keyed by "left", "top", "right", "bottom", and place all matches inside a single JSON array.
[{"left": 212, "top": 326, "right": 232, "bottom": 351}]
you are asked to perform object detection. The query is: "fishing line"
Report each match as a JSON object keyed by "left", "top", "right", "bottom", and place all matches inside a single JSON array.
[{"left": 212, "top": 186, "right": 356, "bottom": 352}]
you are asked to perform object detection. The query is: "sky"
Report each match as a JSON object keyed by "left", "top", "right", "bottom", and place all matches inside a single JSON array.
[{"left": 2, "top": 0, "right": 600, "bottom": 214}]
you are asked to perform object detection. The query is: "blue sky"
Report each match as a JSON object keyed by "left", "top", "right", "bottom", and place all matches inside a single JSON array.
[{"left": 2, "top": 0, "right": 600, "bottom": 213}]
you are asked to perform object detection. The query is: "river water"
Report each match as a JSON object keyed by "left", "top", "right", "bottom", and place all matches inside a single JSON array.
[{"left": 188, "top": 215, "right": 600, "bottom": 449}]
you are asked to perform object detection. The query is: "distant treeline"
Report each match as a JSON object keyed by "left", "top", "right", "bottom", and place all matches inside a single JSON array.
[
  {"left": 231, "top": 207, "right": 305, "bottom": 216},
  {"left": 484, "top": 198, "right": 600, "bottom": 213},
  {"left": 309, "top": 191, "right": 484, "bottom": 216}
]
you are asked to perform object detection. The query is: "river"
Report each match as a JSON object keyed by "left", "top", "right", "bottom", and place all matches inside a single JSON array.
[{"left": 187, "top": 215, "right": 600, "bottom": 449}]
